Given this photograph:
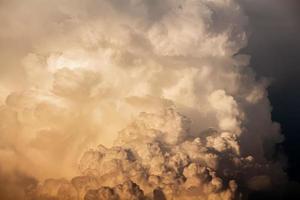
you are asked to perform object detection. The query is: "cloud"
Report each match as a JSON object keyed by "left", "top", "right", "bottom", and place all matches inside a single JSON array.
[
  {"left": 25, "top": 108, "right": 284, "bottom": 199},
  {"left": 0, "top": 0, "right": 286, "bottom": 199},
  {"left": 0, "top": 167, "right": 37, "bottom": 200}
]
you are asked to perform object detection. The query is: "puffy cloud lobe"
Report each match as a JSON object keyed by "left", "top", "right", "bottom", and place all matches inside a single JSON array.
[
  {"left": 0, "top": 0, "right": 285, "bottom": 199},
  {"left": 28, "top": 109, "right": 282, "bottom": 199},
  {"left": 208, "top": 90, "right": 243, "bottom": 135},
  {"left": 115, "top": 108, "right": 191, "bottom": 145}
]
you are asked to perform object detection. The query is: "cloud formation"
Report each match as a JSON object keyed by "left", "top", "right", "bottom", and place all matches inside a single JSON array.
[{"left": 0, "top": 0, "right": 285, "bottom": 199}]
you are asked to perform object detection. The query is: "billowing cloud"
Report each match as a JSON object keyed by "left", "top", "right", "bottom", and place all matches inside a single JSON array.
[{"left": 0, "top": 0, "right": 285, "bottom": 199}]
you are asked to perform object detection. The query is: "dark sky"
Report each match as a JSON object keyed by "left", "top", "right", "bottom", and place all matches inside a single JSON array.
[{"left": 241, "top": 0, "right": 300, "bottom": 198}]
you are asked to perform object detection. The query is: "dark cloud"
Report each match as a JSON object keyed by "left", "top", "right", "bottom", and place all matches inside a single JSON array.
[{"left": 0, "top": 168, "right": 37, "bottom": 200}]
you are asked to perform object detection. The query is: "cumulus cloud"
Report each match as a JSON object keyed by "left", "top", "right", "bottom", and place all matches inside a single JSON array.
[{"left": 0, "top": 0, "right": 285, "bottom": 199}]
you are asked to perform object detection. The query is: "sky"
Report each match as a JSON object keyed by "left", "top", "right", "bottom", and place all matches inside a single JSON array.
[
  {"left": 241, "top": 0, "right": 300, "bottom": 198},
  {"left": 242, "top": 0, "right": 300, "bottom": 176}
]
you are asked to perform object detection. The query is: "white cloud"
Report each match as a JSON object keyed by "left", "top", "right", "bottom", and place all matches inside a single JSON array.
[{"left": 0, "top": 0, "right": 285, "bottom": 199}]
